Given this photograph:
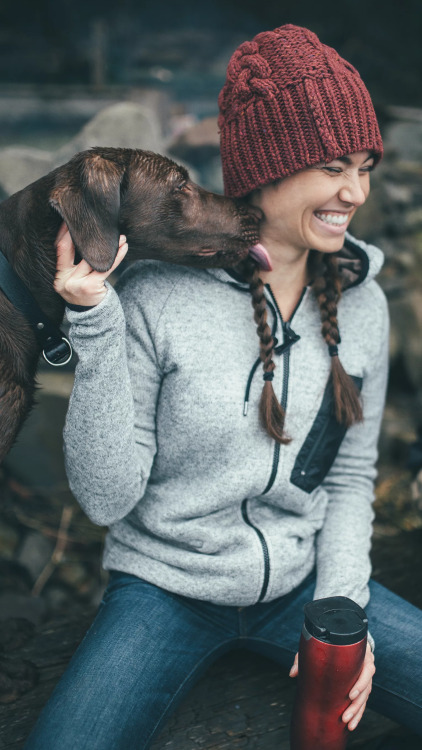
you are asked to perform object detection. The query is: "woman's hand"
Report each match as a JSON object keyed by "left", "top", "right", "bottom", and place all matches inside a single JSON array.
[
  {"left": 54, "top": 222, "right": 129, "bottom": 307},
  {"left": 289, "top": 642, "right": 375, "bottom": 731}
]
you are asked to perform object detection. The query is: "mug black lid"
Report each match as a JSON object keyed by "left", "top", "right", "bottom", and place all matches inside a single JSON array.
[{"left": 304, "top": 596, "right": 368, "bottom": 645}]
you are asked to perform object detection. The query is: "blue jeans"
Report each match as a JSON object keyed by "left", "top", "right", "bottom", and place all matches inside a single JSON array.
[{"left": 24, "top": 572, "right": 422, "bottom": 749}]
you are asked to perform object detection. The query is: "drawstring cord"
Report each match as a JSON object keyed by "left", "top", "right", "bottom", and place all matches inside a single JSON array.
[
  {"left": 243, "top": 307, "right": 301, "bottom": 416},
  {"left": 243, "top": 357, "right": 262, "bottom": 416}
]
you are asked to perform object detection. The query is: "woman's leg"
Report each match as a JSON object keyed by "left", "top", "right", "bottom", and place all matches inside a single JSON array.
[
  {"left": 24, "top": 572, "right": 237, "bottom": 750},
  {"left": 365, "top": 580, "right": 422, "bottom": 736}
]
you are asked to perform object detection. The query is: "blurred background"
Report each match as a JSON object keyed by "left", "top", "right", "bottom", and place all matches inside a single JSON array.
[{"left": 1, "top": 0, "right": 422, "bottom": 629}]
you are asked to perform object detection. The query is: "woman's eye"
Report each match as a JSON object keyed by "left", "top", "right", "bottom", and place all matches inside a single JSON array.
[{"left": 323, "top": 166, "right": 342, "bottom": 174}]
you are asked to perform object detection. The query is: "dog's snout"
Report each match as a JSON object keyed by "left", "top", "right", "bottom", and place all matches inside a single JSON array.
[
  {"left": 234, "top": 200, "right": 263, "bottom": 223},
  {"left": 247, "top": 205, "right": 263, "bottom": 222}
]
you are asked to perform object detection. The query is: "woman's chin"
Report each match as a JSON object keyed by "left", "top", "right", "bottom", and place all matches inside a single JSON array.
[{"left": 310, "top": 231, "right": 347, "bottom": 254}]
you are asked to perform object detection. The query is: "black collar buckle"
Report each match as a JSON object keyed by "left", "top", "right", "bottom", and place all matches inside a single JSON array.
[
  {"left": 42, "top": 336, "right": 73, "bottom": 366},
  {"left": 0, "top": 250, "right": 73, "bottom": 368}
]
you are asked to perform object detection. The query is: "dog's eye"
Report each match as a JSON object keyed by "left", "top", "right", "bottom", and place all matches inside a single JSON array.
[{"left": 175, "top": 182, "right": 190, "bottom": 194}]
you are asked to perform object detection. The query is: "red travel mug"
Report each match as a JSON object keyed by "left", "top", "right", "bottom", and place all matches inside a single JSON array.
[{"left": 290, "top": 596, "right": 368, "bottom": 750}]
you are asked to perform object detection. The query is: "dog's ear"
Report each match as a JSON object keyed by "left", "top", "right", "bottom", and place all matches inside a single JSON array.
[{"left": 50, "top": 152, "right": 123, "bottom": 272}]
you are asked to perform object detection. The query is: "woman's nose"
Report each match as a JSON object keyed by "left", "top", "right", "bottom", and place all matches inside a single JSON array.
[{"left": 338, "top": 174, "right": 368, "bottom": 207}]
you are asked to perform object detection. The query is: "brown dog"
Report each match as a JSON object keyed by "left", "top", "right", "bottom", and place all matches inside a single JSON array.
[{"left": 0, "top": 146, "right": 260, "bottom": 463}]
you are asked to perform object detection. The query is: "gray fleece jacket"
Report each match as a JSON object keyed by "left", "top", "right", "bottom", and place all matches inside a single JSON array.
[{"left": 64, "top": 232, "right": 389, "bottom": 610}]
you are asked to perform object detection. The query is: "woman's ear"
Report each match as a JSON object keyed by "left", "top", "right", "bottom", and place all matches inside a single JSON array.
[{"left": 50, "top": 151, "right": 123, "bottom": 272}]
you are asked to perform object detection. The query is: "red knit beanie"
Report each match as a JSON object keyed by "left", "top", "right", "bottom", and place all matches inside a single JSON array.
[{"left": 218, "top": 25, "right": 383, "bottom": 198}]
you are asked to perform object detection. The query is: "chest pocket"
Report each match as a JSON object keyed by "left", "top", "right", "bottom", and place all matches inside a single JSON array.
[{"left": 290, "top": 375, "right": 363, "bottom": 494}]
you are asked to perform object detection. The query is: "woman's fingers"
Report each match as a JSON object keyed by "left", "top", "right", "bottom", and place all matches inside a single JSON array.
[
  {"left": 289, "top": 653, "right": 299, "bottom": 678},
  {"left": 55, "top": 223, "right": 76, "bottom": 271},
  {"left": 343, "top": 684, "right": 371, "bottom": 729},
  {"left": 347, "top": 700, "right": 367, "bottom": 731},
  {"left": 349, "top": 645, "right": 375, "bottom": 699},
  {"left": 54, "top": 227, "right": 128, "bottom": 306},
  {"left": 108, "top": 237, "right": 129, "bottom": 274},
  {"left": 342, "top": 644, "right": 375, "bottom": 730}
]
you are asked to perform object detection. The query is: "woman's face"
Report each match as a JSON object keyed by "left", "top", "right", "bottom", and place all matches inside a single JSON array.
[{"left": 250, "top": 151, "right": 375, "bottom": 256}]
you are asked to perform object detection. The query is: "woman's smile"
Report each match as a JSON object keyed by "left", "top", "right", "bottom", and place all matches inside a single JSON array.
[{"left": 312, "top": 209, "right": 353, "bottom": 235}]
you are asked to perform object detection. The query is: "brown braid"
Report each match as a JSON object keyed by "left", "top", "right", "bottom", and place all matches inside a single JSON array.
[
  {"left": 311, "top": 252, "right": 363, "bottom": 427},
  {"left": 240, "top": 257, "right": 290, "bottom": 444}
]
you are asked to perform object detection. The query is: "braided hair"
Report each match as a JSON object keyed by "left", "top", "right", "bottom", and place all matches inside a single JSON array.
[
  {"left": 241, "top": 257, "right": 290, "bottom": 444},
  {"left": 240, "top": 251, "right": 363, "bottom": 444},
  {"left": 311, "top": 251, "right": 363, "bottom": 427}
]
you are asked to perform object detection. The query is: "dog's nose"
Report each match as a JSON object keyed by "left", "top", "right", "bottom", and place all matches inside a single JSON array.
[{"left": 247, "top": 205, "right": 264, "bottom": 222}]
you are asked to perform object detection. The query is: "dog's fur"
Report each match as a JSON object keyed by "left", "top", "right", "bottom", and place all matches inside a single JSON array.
[{"left": 0, "top": 147, "right": 260, "bottom": 462}]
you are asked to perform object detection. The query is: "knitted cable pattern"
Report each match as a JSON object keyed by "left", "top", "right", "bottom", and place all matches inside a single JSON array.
[{"left": 218, "top": 41, "right": 278, "bottom": 126}]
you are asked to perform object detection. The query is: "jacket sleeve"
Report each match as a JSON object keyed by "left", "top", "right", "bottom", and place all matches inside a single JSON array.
[
  {"left": 63, "top": 280, "right": 161, "bottom": 526},
  {"left": 314, "top": 288, "right": 389, "bottom": 612}
]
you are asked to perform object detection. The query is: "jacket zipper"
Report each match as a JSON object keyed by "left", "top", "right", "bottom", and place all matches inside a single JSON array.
[
  {"left": 261, "top": 287, "right": 305, "bottom": 495},
  {"left": 241, "top": 498, "right": 270, "bottom": 601},
  {"left": 242, "top": 287, "right": 306, "bottom": 602}
]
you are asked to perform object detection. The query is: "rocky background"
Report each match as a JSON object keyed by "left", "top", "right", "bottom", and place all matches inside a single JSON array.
[{"left": 0, "top": 1, "right": 422, "bottom": 703}]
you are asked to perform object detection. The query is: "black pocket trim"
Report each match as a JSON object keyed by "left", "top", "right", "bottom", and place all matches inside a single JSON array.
[{"left": 290, "top": 375, "right": 363, "bottom": 494}]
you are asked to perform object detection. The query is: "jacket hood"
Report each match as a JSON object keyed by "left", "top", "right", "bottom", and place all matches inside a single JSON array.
[{"left": 206, "top": 233, "right": 384, "bottom": 291}]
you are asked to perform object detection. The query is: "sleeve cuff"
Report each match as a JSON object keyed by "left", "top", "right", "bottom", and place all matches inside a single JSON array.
[
  {"left": 66, "top": 302, "right": 96, "bottom": 312},
  {"left": 65, "top": 283, "right": 119, "bottom": 324}
]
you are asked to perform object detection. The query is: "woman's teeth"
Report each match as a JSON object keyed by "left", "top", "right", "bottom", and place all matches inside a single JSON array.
[{"left": 315, "top": 212, "right": 348, "bottom": 226}]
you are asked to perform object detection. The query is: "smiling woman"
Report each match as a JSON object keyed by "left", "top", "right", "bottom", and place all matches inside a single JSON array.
[{"left": 23, "top": 23, "right": 422, "bottom": 750}]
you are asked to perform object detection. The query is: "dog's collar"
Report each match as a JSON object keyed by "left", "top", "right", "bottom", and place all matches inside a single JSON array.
[{"left": 0, "top": 250, "right": 72, "bottom": 366}]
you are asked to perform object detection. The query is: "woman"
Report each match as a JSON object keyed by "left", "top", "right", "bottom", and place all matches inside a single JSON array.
[{"left": 25, "top": 24, "right": 422, "bottom": 749}]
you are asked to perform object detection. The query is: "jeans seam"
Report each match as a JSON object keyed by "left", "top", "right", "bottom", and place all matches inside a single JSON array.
[{"left": 144, "top": 638, "right": 236, "bottom": 749}]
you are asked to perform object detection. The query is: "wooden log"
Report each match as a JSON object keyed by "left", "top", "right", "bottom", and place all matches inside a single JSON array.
[{"left": 0, "top": 609, "right": 415, "bottom": 750}]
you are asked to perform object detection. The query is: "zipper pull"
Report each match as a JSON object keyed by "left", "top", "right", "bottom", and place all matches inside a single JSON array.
[{"left": 274, "top": 323, "right": 301, "bottom": 355}]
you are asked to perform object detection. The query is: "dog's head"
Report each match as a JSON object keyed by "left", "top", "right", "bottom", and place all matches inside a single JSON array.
[{"left": 50, "top": 147, "right": 260, "bottom": 272}]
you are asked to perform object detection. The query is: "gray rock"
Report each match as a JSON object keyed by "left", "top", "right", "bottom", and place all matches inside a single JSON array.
[
  {"left": 0, "top": 522, "right": 19, "bottom": 559},
  {"left": 200, "top": 155, "right": 224, "bottom": 193},
  {"left": 412, "top": 469, "right": 422, "bottom": 511},
  {"left": 0, "top": 593, "right": 46, "bottom": 625},
  {"left": 384, "top": 182, "right": 413, "bottom": 206},
  {"left": 168, "top": 116, "right": 220, "bottom": 166},
  {"left": 52, "top": 101, "right": 165, "bottom": 167},
  {"left": 0, "top": 146, "right": 53, "bottom": 196},
  {"left": 17, "top": 531, "right": 54, "bottom": 581},
  {"left": 403, "top": 207, "right": 422, "bottom": 232},
  {"left": 384, "top": 121, "right": 422, "bottom": 163},
  {"left": 389, "top": 291, "right": 422, "bottom": 391}
]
